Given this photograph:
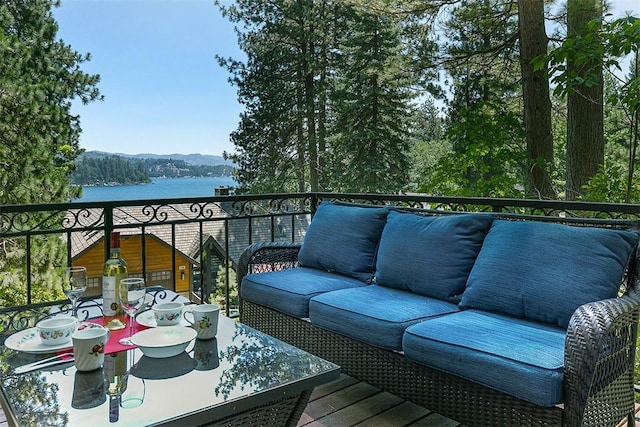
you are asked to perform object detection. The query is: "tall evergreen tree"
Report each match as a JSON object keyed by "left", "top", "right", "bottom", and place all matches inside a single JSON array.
[
  {"left": 327, "top": 6, "right": 415, "bottom": 193},
  {"left": 0, "top": 0, "right": 100, "bottom": 205},
  {"left": 0, "top": 0, "right": 101, "bottom": 306},
  {"left": 216, "top": 0, "right": 334, "bottom": 193}
]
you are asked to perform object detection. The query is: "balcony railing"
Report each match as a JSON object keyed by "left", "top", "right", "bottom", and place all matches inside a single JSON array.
[{"left": 2, "top": 192, "right": 640, "bottom": 318}]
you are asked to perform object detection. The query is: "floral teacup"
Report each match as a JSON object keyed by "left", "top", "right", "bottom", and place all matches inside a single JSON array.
[
  {"left": 152, "top": 302, "right": 184, "bottom": 326},
  {"left": 36, "top": 317, "right": 79, "bottom": 346}
]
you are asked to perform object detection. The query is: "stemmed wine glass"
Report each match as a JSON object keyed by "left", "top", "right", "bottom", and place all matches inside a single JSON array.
[
  {"left": 119, "top": 278, "right": 147, "bottom": 345},
  {"left": 63, "top": 266, "right": 87, "bottom": 318}
]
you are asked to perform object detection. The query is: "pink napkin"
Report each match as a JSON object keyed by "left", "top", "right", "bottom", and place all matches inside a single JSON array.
[{"left": 84, "top": 317, "right": 150, "bottom": 355}]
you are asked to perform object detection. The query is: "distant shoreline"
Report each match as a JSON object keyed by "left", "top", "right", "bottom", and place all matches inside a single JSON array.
[{"left": 73, "top": 175, "right": 234, "bottom": 188}]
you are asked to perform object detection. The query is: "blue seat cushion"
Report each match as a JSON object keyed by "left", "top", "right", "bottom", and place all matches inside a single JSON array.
[
  {"left": 241, "top": 267, "right": 367, "bottom": 318},
  {"left": 403, "top": 310, "right": 566, "bottom": 407},
  {"left": 298, "top": 202, "right": 389, "bottom": 283},
  {"left": 460, "top": 220, "right": 639, "bottom": 328},
  {"left": 309, "top": 285, "right": 459, "bottom": 351},
  {"left": 375, "top": 211, "right": 493, "bottom": 302}
]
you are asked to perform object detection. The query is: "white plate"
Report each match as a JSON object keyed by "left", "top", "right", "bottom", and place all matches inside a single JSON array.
[
  {"left": 135, "top": 308, "right": 190, "bottom": 328},
  {"left": 5, "top": 322, "right": 102, "bottom": 354}
]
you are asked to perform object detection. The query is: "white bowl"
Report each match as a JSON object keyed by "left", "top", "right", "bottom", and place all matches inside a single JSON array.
[
  {"left": 130, "top": 326, "right": 197, "bottom": 358},
  {"left": 36, "top": 317, "right": 79, "bottom": 346}
]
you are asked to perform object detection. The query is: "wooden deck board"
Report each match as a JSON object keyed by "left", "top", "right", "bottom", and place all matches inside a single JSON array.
[
  {"left": 352, "top": 400, "right": 433, "bottom": 427},
  {"left": 300, "top": 374, "right": 463, "bottom": 427}
]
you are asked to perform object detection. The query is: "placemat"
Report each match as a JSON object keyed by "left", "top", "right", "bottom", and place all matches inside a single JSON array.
[{"left": 85, "top": 316, "right": 150, "bottom": 354}]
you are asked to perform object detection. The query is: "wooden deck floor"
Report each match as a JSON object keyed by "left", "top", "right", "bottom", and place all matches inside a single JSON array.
[{"left": 299, "top": 374, "right": 462, "bottom": 427}]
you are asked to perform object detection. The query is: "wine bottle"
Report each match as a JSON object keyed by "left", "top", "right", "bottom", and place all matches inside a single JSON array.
[{"left": 103, "top": 232, "right": 127, "bottom": 330}]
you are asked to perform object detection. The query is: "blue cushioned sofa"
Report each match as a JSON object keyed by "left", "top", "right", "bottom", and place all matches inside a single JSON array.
[{"left": 238, "top": 201, "right": 640, "bottom": 427}]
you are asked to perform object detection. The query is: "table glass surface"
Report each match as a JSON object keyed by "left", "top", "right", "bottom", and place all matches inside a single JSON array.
[{"left": 0, "top": 315, "right": 339, "bottom": 426}]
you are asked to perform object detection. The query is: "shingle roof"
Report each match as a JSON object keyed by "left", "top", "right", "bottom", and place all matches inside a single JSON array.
[{"left": 67, "top": 201, "right": 309, "bottom": 264}]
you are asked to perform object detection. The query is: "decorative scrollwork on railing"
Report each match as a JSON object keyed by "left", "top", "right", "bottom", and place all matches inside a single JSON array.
[
  {"left": 227, "top": 197, "right": 310, "bottom": 218},
  {"left": 0, "top": 211, "right": 35, "bottom": 234},
  {"left": 189, "top": 201, "right": 224, "bottom": 220},
  {"left": 63, "top": 207, "right": 105, "bottom": 230},
  {"left": 229, "top": 199, "right": 260, "bottom": 216},
  {"left": 267, "top": 196, "right": 310, "bottom": 215}
]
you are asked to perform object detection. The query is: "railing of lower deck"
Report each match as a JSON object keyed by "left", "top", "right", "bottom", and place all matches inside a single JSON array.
[{"left": 2, "top": 192, "right": 640, "bottom": 315}]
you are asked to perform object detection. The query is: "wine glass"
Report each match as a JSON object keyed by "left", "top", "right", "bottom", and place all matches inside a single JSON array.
[
  {"left": 119, "top": 278, "right": 146, "bottom": 345},
  {"left": 63, "top": 266, "right": 87, "bottom": 318}
]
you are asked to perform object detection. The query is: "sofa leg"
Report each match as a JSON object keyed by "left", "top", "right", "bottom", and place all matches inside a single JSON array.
[{"left": 628, "top": 412, "right": 634, "bottom": 426}]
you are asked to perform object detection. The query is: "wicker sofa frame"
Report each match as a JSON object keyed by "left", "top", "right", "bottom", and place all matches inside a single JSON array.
[{"left": 237, "top": 210, "right": 640, "bottom": 427}]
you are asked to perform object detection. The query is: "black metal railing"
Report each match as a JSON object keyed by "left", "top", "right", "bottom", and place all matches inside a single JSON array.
[{"left": 2, "top": 192, "right": 640, "bottom": 314}]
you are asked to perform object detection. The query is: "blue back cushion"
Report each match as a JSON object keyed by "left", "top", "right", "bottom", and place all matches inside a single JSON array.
[
  {"left": 460, "top": 220, "right": 639, "bottom": 328},
  {"left": 298, "top": 202, "right": 389, "bottom": 282},
  {"left": 375, "top": 211, "right": 494, "bottom": 302}
]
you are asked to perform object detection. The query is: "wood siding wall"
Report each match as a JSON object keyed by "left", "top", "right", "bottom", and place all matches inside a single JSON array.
[{"left": 73, "top": 234, "right": 194, "bottom": 295}]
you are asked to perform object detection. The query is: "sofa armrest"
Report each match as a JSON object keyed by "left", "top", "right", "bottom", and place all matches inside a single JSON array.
[
  {"left": 563, "top": 289, "right": 640, "bottom": 426},
  {"left": 237, "top": 241, "right": 302, "bottom": 285}
]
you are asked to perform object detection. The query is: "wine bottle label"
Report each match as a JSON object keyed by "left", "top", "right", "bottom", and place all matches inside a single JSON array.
[{"left": 103, "top": 276, "right": 118, "bottom": 316}]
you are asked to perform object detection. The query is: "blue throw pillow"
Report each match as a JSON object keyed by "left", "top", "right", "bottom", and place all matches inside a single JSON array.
[
  {"left": 375, "top": 211, "right": 494, "bottom": 302},
  {"left": 298, "top": 202, "right": 390, "bottom": 282},
  {"left": 460, "top": 220, "right": 639, "bottom": 328}
]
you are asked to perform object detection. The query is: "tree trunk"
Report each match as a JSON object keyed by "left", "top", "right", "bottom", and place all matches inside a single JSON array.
[
  {"left": 518, "top": 0, "right": 556, "bottom": 199},
  {"left": 296, "top": 76, "right": 306, "bottom": 193},
  {"left": 565, "top": 0, "right": 604, "bottom": 200}
]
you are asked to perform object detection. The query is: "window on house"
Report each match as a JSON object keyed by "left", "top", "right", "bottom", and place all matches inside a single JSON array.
[
  {"left": 151, "top": 271, "right": 171, "bottom": 281},
  {"left": 87, "top": 277, "right": 100, "bottom": 289}
]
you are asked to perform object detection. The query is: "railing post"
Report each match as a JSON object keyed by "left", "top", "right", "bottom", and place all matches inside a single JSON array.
[
  {"left": 310, "top": 192, "right": 319, "bottom": 216},
  {"left": 104, "top": 205, "right": 114, "bottom": 261}
]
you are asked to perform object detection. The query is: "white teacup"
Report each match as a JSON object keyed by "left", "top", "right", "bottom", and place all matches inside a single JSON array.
[
  {"left": 152, "top": 302, "right": 184, "bottom": 326},
  {"left": 183, "top": 304, "right": 219, "bottom": 340},
  {"left": 37, "top": 317, "right": 79, "bottom": 346},
  {"left": 72, "top": 327, "right": 110, "bottom": 371}
]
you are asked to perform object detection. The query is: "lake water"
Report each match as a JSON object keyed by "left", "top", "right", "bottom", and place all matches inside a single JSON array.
[{"left": 74, "top": 176, "right": 237, "bottom": 202}]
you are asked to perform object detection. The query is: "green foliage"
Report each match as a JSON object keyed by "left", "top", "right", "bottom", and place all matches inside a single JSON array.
[
  {"left": 213, "top": 262, "right": 238, "bottom": 311},
  {"left": 542, "top": 15, "right": 640, "bottom": 111},
  {"left": 215, "top": 0, "right": 640, "bottom": 203},
  {"left": 0, "top": 0, "right": 101, "bottom": 205},
  {"left": 582, "top": 163, "right": 640, "bottom": 203},
  {"left": 0, "top": 0, "right": 100, "bottom": 306},
  {"left": 407, "top": 101, "right": 449, "bottom": 191},
  {"left": 416, "top": 1, "right": 525, "bottom": 198},
  {"left": 420, "top": 101, "right": 526, "bottom": 198}
]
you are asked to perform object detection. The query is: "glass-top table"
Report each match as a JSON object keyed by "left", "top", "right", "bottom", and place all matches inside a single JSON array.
[{"left": 0, "top": 311, "right": 340, "bottom": 426}]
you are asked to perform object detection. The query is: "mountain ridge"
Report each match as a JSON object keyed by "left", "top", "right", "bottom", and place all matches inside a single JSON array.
[{"left": 81, "top": 151, "right": 232, "bottom": 166}]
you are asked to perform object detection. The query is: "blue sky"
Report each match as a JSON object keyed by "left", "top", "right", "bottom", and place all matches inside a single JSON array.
[
  {"left": 54, "top": 0, "right": 242, "bottom": 156},
  {"left": 54, "top": 1, "right": 638, "bottom": 157}
]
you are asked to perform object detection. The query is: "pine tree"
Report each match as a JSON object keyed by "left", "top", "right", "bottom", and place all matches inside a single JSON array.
[
  {"left": 0, "top": 0, "right": 101, "bottom": 306},
  {"left": 327, "top": 7, "right": 414, "bottom": 193}
]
